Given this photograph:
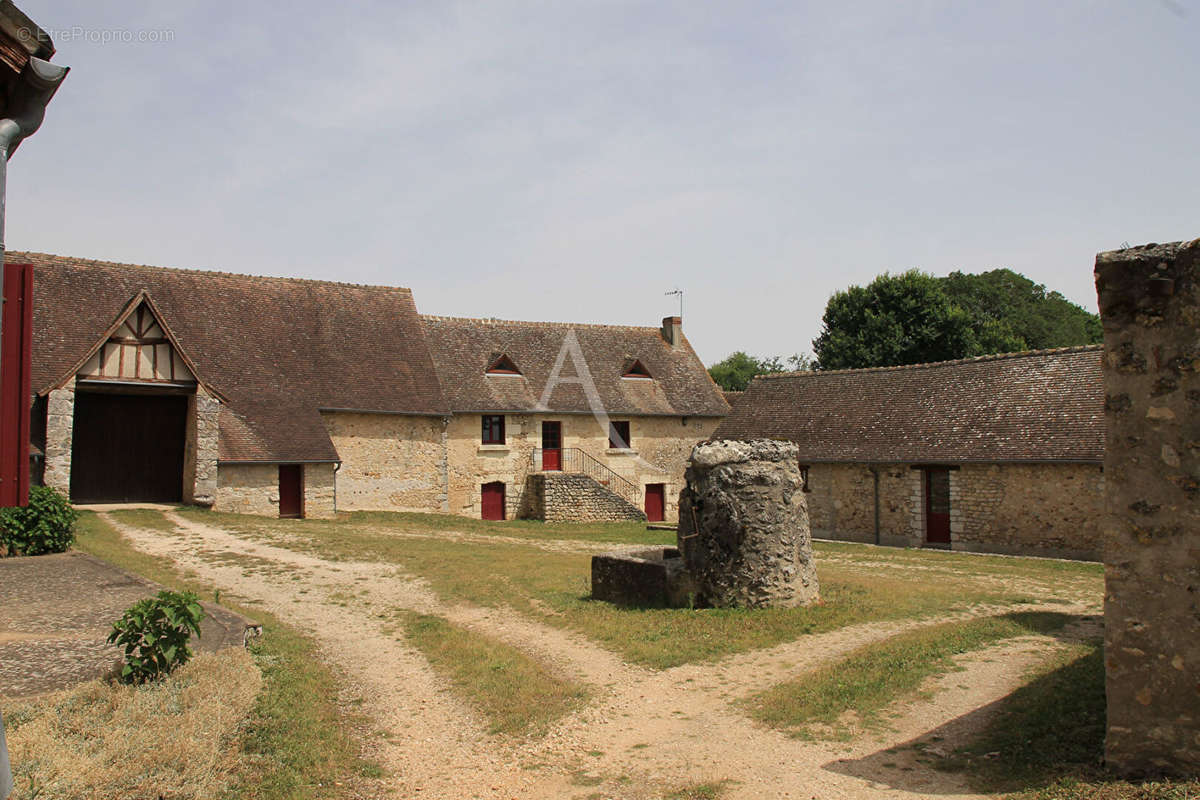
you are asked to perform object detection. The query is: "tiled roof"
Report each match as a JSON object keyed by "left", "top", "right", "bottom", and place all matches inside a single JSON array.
[
  {"left": 713, "top": 347, "right": 1104, "bottom": 463},
  {"left": 19, "top": 252, "right": 449, "bottom": 463},
  {"left": 421, "top": 315, "right": 729, "bottom": 417},
  {"left": 723, "top": 390, "right": 744, "bottom": 408}
]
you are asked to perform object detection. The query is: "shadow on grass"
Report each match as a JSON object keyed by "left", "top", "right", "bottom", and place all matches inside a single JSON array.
[{"left": 826, "top": 638, "right": 1110, "bottom": 796}]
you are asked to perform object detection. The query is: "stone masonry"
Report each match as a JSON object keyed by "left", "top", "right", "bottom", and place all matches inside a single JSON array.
[
  {"left": 677, "top": 439, "right": 818, "bottom": 608},
  {"left": 42, "top": 386, "right": 73, "bottom": 495},
  {"left": 520, "top": 473, "right": 646, "bottom": 522},
  {"left": 1096, "top": 239, "right": 1200, "bottom": 777}
]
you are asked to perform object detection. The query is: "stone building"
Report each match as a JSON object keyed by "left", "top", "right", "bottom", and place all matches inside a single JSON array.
[
  {"left": 419, "top": 315, "right": 728, "bottom": 521},
  {"left": 714, "top": 347, "right": 1105, "bottom": 560},
  {"left": 25, "top": 252, "right": 726, "bottom": 521}
]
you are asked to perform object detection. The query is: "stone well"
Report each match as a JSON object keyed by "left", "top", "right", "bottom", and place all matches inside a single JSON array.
[{"left": 677, "top": 439, "right": 818, "bottom": 608}]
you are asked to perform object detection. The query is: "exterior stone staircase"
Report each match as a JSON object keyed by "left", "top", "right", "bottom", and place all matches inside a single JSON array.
[{"left": 519, "top": 472, "right": 646, "bottom": 522}]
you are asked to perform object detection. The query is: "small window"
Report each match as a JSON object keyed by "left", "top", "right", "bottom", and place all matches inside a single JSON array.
[
  {"left": 609, "top": 420, "right": 631, "bottom": 449},
  {"left": 482, "top": 415, "right": 505, "bottom": 444},
  {"left": 799, "top": 464, "right": 811, "bottom": 493},
  {"left": 486, "top": 354, "right": 521, "bottom": 375},
  {"left": 622, "top": 359, "right": 652, "bottom": 379}
]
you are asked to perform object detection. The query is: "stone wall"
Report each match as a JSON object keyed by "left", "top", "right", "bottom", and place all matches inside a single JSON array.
[
  {"left": 805, "top": 461, "right": 1103, "bottom": 559},
  {"left": 183, "top": 388, "right": 219, "bottom": 506},
  {"left": 322, "top": 411, "right": 446, "bottom": 512},
  {"left": 522, "top": 473, "right": 646, "bottom": 522},
  {"left": 1096, "top": 239, "right": 1200, "bottom": 777},
  {"left": 214, "top": 462, "right": 335, "bottom": 519},
  {"left": 42, "top": 386, "right": 74, "bottom": 495}
]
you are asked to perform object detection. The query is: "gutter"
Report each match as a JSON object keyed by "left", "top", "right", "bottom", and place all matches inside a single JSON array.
[{"left": 0, "top": 56, "right": 69, "bottom": 254}]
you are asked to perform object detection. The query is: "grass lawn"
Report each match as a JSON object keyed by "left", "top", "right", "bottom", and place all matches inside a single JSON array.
[
  {"left": 161, "top": 508, "right": 1101, "bottom": 669},
  {"left": 744, "top": 611, "right": 1073, "bottom": 740},
  {"left": 72, "top": 511, "right": 380, "bottom": 800}
]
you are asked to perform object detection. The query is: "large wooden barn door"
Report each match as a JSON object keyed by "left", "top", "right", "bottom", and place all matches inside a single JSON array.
[
  {"left": 924, "top": 467, "right": 952, "bottom": 544},
  {"left": 70, "top": 392, "right": 187, "bottom": 503}
]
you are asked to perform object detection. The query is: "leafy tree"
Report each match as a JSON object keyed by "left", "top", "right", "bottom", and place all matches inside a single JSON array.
[
  {"left": 942, "top": 268, "right": 1101, "bottom": 351},
  {"left": 708, "top": 351, "right": 812, "bottom": 391},
  {"left": 812, "top": 270, "right": 978, "bottom": 370},
  {"left": 812, "top": 268, "right": 1102, "bottom": 370}
]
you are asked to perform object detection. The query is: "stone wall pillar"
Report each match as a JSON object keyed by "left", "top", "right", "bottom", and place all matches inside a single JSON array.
[
  {"left": 183, "top": 389, "right": 219, "bottom": 506},
  {"left": 1095, "top": 239, "right": 1200, "bottom": 777},
  {"left": 42, "top": 386, "right": 74, "bottom": 496}
]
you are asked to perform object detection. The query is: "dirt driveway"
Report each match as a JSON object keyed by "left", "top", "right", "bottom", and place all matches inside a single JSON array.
[{"left": 101, "top": 511, "right": 1100, "bottom": 800}]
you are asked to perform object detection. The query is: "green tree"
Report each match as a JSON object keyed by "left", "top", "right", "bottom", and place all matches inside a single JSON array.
[
  {"left": 812, "top": 268, "right": 1102, "bottom": 370},
  {"left": 708, "top": 351, "right": 812, "bottom": 391},
  {"left": 942, "top": 268, "right": 1101, "bottom": 351},
  {"left": 812, "top": 270, "right": 978, "bottom": 370}
]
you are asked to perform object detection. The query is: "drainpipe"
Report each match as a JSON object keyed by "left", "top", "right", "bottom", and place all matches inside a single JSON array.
[
  {"left": 0, "top": 57, "right": 69, "bottom": 258},
  {"left": 332, "top": 460, "right": 341, "bottom": 515},
  {"left": 869, "top": 466, "right": 881, "bottom": 545}
]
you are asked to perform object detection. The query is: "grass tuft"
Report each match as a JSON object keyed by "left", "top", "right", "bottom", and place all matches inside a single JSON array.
[
  {"left": 400, "top": 611, "right": 589, "bottom": 736},
  {"left": 745, "top": 611, "right": 1073, "bottom": 739}
]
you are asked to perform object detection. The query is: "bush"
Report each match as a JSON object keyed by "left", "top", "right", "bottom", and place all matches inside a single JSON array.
[
  {"left": 0, "top": 485, "right": 77, "bottom": 557},
  {"left": 107, "top": 590, "right": 205, "bottom": 684}
]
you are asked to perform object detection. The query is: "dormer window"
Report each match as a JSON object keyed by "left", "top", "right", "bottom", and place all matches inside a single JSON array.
[
  {"left": 486, "top": 354, "right": 522, "bottom": 375},
  {"left": 622, "top": 359, "right": 652, "bottom": 379}
]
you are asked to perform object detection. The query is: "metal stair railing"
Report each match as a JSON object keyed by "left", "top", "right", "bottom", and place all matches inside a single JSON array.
[{"left": 532, "top": 447, "right": 641, "bottom": 508}]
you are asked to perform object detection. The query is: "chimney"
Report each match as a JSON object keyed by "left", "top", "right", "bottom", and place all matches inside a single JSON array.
[{"left": 661, "top": 316, "right": 682, "bottom": 347}]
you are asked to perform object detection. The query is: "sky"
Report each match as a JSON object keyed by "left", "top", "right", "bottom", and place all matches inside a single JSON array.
[{"left": 7, "top": 1, "right": 1199, "bottom": 365}]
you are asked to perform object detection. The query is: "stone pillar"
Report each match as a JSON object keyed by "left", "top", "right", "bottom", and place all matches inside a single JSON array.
[
  {"left": 677, "top": 439, "right": 819, "bottom": 608},
  {"left": 183, "top": 389, "right": 219, "bottom": 507},
  {"left": 1095, "top": 239, "right": 1200, "bottom": 777},
  {"left": 42, "top": 386, "right": 74, "bottom": 495}
]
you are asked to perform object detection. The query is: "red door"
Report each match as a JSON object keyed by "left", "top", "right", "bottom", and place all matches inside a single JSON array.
[
  {"left": 644, "top": 483, "right": 665, "bottom": 522},
  {"left": 481, "top": 481, "right": 505, "bottom": 520},
  {"left": 279, "top": 465, "right": 303, "bottom": 518},
  {"left": 541, "top": 421, "right": 561, "bottom": 471},
  {"left": 925, "top": 468, "right": 951, "bottom": 544},
  {"left": 0, "top": 262, "right": 32, "bottom": 507}
]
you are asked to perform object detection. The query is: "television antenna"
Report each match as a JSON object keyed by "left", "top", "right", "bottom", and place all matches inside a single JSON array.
[{"left": 665, "top": 287, "right": 682, "bottom": 318}]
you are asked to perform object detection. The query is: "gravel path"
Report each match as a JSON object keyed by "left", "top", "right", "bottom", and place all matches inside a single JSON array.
[{"left": 102, "top": 511, "right": 1100, "bottom": 800}]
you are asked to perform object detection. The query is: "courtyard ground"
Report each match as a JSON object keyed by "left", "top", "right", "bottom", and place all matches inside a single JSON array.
[{"left": 30, "top": 507, "right": 1142, "bottom": 800}]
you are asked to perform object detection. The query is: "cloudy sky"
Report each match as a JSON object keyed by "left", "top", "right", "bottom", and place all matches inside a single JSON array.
[{"left": 8, "top": 1, "right": 1198, "bottom": 364}]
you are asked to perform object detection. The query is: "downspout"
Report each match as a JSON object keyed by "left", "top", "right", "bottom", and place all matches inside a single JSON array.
[
  {"left": 0, "top": 57, "right": 70, "bottom": 258},
  {"left": 869, "top": 465, "right": 881, "bottom": 545},
  {"left": 332, "top": 460, "right": 341, "bottom": 515}
]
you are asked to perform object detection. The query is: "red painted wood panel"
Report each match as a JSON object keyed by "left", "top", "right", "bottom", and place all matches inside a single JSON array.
[
  {"left": 0, "top": 263, "right": 32, "bottom": 507},
  {"left": 925, "top": 468, "right": 951, "bottom": 544},
  {"left": 644, "top": 483, "right": 665, "bottom": 522},
  {"left": 279, "top": 465, "right": 303, "bottom": 518},
  {"left": 481, "top": 481, "right": 505, "bottom": 521},
  {"left": 541, "top": 421, "right": 561, "bottom": 471}
]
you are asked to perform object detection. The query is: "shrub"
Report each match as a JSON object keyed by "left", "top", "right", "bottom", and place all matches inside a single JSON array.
[
  {"left": 107, "top": 590, "right": 205, "bottom": 684},
  {"left": 0, "top": 485, "right": 77, "bottom": 557}
]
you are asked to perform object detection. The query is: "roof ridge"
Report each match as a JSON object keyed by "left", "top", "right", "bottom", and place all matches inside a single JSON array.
[
  {"left": 9, "top": 250, "right": 414, "bottom": 294},
  {"left": 420, "top": 313, "right": 660, "bottom": 332},
  {"left": 759, "top": 345, "right": 1104, "bottom": 380}
]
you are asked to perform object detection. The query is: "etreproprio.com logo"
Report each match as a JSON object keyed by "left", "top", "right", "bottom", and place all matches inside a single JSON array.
[{"left": 20, "top": 26, "right": 175, "bottom": 45}]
